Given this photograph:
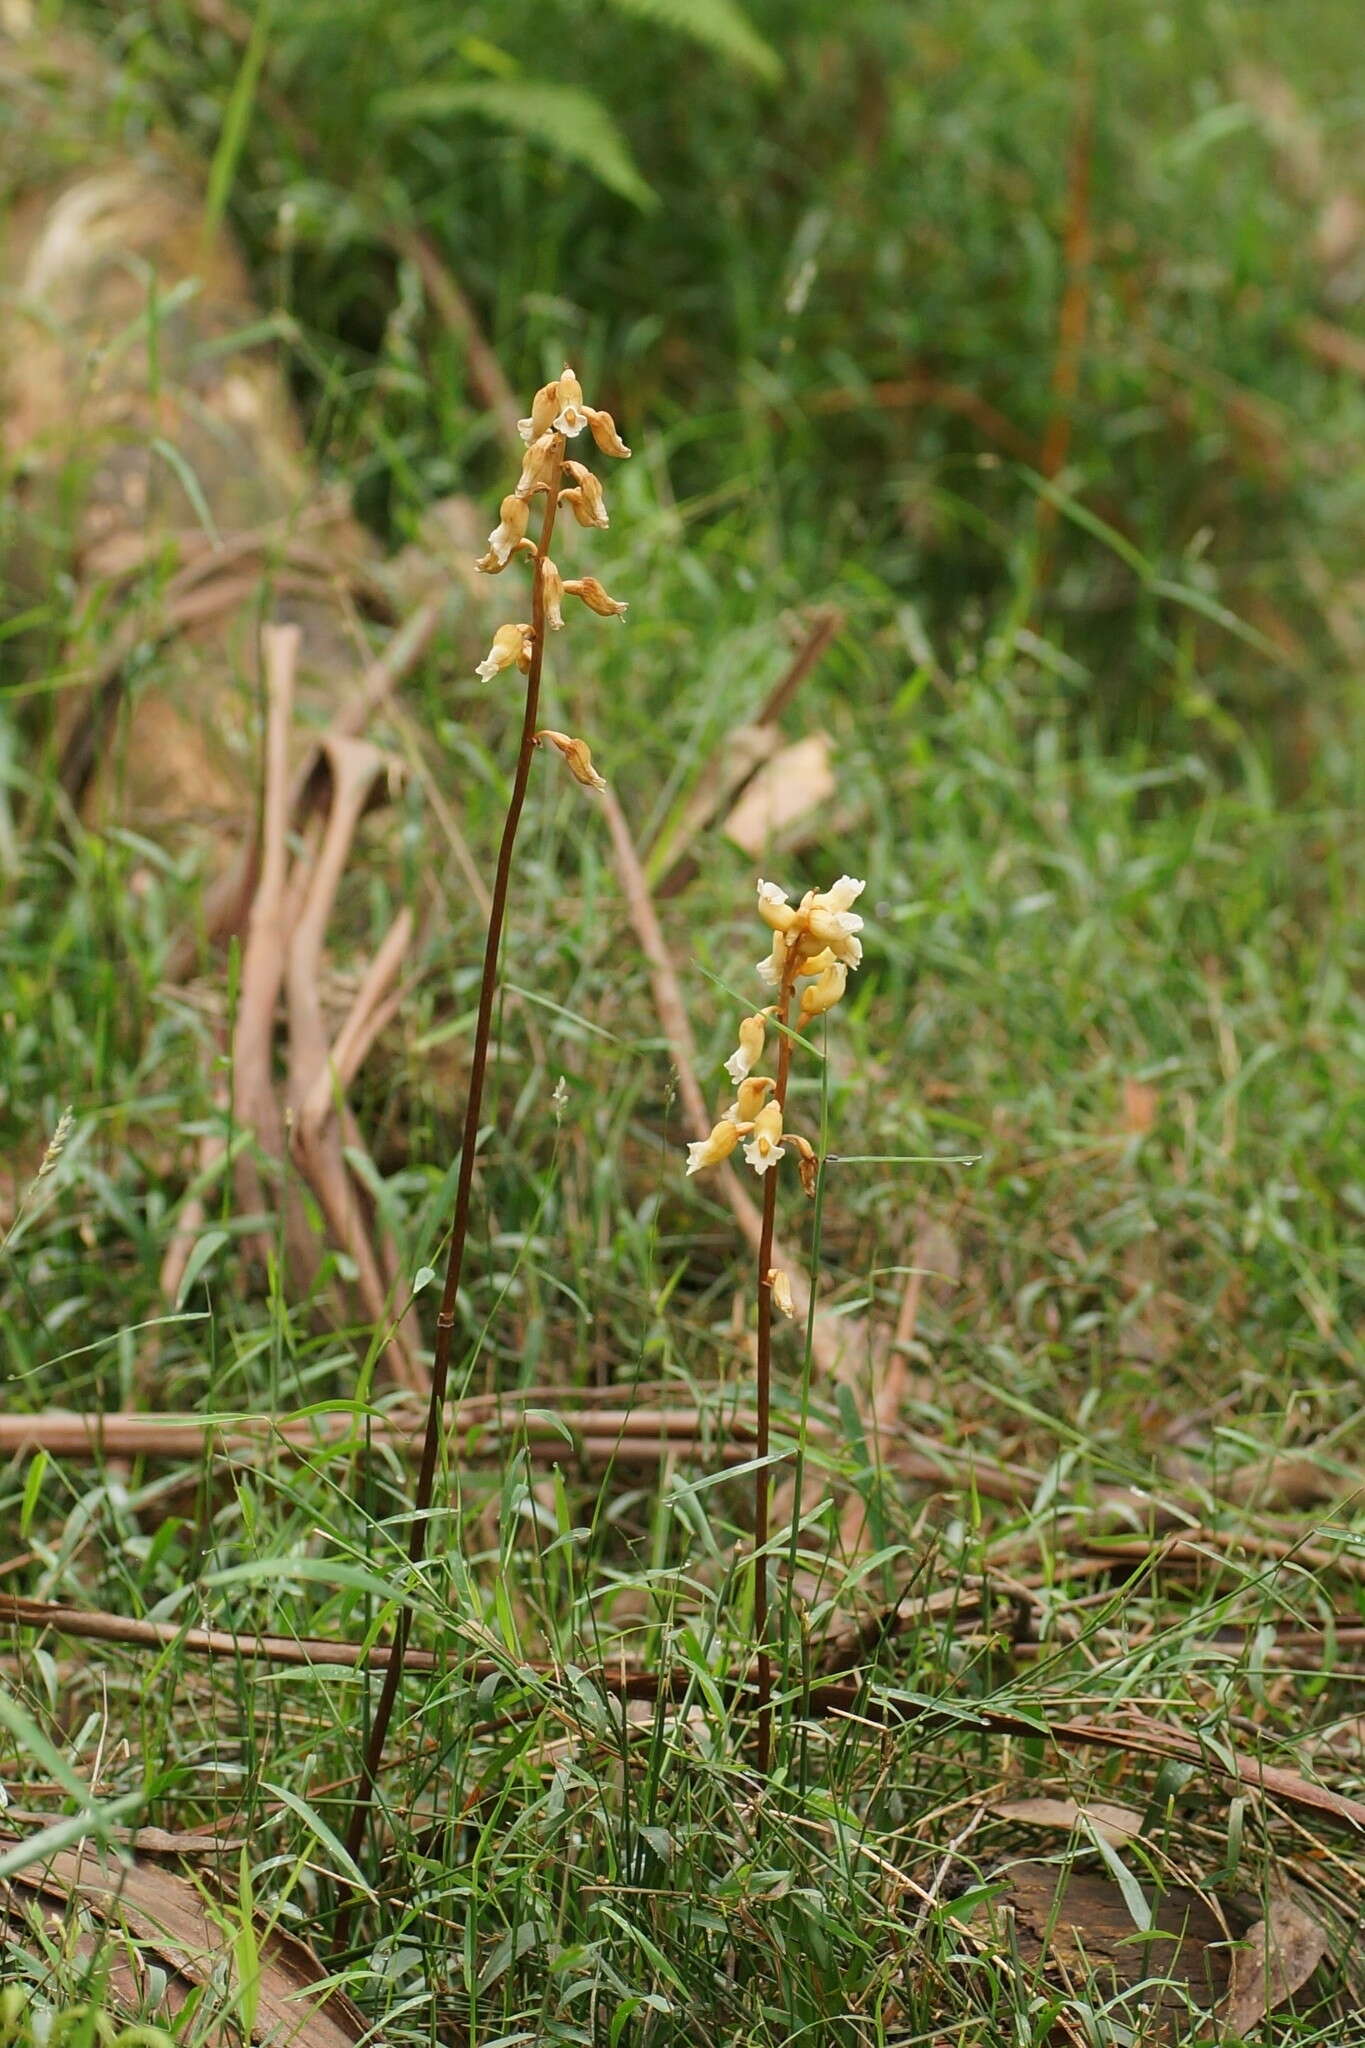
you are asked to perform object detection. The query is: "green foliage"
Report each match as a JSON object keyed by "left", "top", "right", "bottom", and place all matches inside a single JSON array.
[
  {"left": 603, "top": 0, "right": 782, "bottom": 82},
  {"left": 377, "top": 77, "right": 657, "bottom": 210}
]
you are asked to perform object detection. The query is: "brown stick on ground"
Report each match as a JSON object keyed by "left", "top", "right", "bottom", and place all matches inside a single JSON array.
[{"left": 6, "top": 1594, "right": 1364, "bottom": 1837}]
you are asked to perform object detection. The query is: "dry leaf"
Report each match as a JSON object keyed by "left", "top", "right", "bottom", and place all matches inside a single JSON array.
[
  {"left": 1218, "top": 1895, "right": 1329, "bottom": 2038},
  {"left": 723, "top": 732, "right": 836, "bottom": 857},
  {"left": 0, "top": 1836, "right": 369, "bottom": 2045},
  {"left": 990, "top": 1796, "right": 1144, "bottom": 1847},
  {"left": 966, "top": 1861, "right": 1242, "bottom": 2021}
]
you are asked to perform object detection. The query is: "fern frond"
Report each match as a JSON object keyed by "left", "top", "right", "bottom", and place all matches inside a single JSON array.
[
  {"left": 603, "top": 0, "right": 781, "bottom": 83},
  {"left": 378, "top": 80, "right": 657, "bottom": 210}
]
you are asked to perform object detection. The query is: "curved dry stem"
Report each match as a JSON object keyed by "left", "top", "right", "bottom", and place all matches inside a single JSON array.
[{"left": 336, "top": 439, "right": 566, "bottom": 1928}]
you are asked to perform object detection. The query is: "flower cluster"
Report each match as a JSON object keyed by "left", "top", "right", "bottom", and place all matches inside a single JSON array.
[
  {"left": 473, "top": 365, "right": 630, "bottom": 783},
  {"left": 684, "top": 873, "right": 866, "bottom": 1196}
]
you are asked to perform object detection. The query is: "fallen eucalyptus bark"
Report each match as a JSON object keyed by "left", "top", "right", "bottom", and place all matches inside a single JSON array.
[{"left": 0, "top": 19, "right": 467, "bottom": 1380}]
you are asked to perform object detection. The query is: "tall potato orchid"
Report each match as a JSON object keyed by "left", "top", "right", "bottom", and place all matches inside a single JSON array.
[
  {"left": 341, "top": 363, "right": 631, "bottom": 1900},
  {"left": 686, "top": 873, "right": 866, "bottom": 1771}
]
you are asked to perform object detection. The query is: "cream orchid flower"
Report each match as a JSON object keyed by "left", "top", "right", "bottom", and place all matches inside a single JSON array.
[
  {"left": 476, "top": 622, "right": 533, "bottom": 681},
  {"left": 686, "top": 1118, "right": 742, "bottom": 1175},
  {"left": 743, "top": 1100, "right": 786, "bottom": 1177},
  {"left": 516, "top": 431, "right": 562, "bottom": 501},
  {"left": 797, "top": 958, "right": 847, "bottom": 1028},
  {"left": 724, "top": 1012, "right": 768, "bottom": 1086},
  {"left": 540, "top": 556, "right": 565, "bottom": 630},
  {"left": 476, "top": 493, "right": 531, "bottom": 574}
]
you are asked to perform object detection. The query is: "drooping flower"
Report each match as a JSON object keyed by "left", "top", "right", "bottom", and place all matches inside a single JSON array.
[
  {"left": 797, "top": 958, "right": 847, "bottom": 1029},
  {"left": 476, "top": 494, "right": 531, "bottom": 574},
  {"left": 757, "top": 881, "right": 798, "bottom": 933},
  {"left": 476, "top": 622, "right": 533, "bottom": 682},
  {"left": 534, "top": 729, "right": 607, "bottom": 792},
  {"left": 559, "top": 461, "right": 610, "bottom": 529},
  {"left": 564, "top": 576, "right": 628, "bottom": 618},
  {"left": 767, "top": 1267, "right": 795, "bottom": 1319},
  {"left": 540, "top": 556, "right": 565, "bottom": 630},
  {"left": 517, "top": 377, "right": 561, "bottom": 446},
  {"left": 685, "top": 1118, "right": 743, "bottom": 1176},
  {"left": 743, "top": 1100, "right": 786, "bottom": 1177},
  {"left": 585, "top": 407, "right": 631, "bottom": 458},
  {"left": 724, "top": 1012, "right": 768, "bottom": 1087}
]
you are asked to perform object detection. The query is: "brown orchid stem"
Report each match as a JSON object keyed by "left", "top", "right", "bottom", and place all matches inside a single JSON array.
[
  {"left": 753, "top": 964, "right": 799, "bottom": 1774},
  {"left": 336, "top": 438, "right": 566, "bottom": 1939}
]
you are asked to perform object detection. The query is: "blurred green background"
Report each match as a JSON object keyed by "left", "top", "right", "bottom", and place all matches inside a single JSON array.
[{"left": 99, "top": 0, "right": 1365, "bottom": 760}]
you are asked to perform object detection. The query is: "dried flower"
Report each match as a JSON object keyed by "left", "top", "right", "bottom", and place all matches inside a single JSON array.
[
  {"left": 686, "top": 1118, "right": 742, "bottom": 1175},
  {"left": 743, "top": 1099, "right": 786, "bottom": 1177},
  {"left": 725, "top": 1012, "right": 768, "bottom": 1086},
  {"left": 787, "top": 1131, "right": 818, "bottom": 1199},
  {"left": 558, "top": 461, "right": 610, "bottom": 529},
  {"left": 476, "top": 494, "right": 531, "bottom": 574},
  {"left": 476, "top": 622, "right": 533, "bottom": 681},
  {"left": 564, "top": 575, "right": 628, "bottom": 618},
  {"left": 767, "top": 1267, "right": 795, "bottom": 1319},
  {"left": 534, "top": 729, "right": 607, "bottom": 792}
]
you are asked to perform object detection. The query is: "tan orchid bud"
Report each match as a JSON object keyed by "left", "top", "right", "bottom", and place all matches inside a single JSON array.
[
  {"left": 585, "top": 406, "right": 631, "bottom": 458},
  {"left": 476, "top": 621, "right": 532, "bottom": 682},
  {"left": 685, "top": 1118, "right": 742, "bottom": 1176},
  {"left": 552, "top": 365, "right": 588, "bottom": 437},
  {"left": 730, "top": 1075, "right": 776, "bottom": 1124},
  {"left": 797, "top": 958, "right": 847, "bottom": 1029},
  {"left": 743, "top": 1099, "right": 786, "bottom": 1177},
  {"left": 534, "top": 729, "right": 607, "bottom": 793},
  {"left": 564, "top": 576, "right": 628, "bottom": 618},
  {"left": 756, "top": 880, "right": 798, "bottom": 933},
  {"left": 766, "top": 1267, "right": 795, "bottom": 1319},
  {"left": 518, "top": 379, "right": 560, "bottom": 446},
  {"left": 476, "top": 493, "right": 531, "bottom": 574},
  {"left": 540, "top": 556, "right": 565, "bottom": 630},
  {"left": 559, "top": 461, "right": 609, "bottom": 529},
  {"left": 788, "top": 1132, "right": 819, "bottom": 1199},
  {"left": 724, "top": 1012, "right": 768, "bottom": 1086},
  {"left": 516, "top": 430, "right": 562, "bottom": 501}
]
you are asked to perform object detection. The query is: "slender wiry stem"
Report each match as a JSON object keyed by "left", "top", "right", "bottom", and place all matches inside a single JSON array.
[
  {"left": 336, "top": 441, "right": 565, "bottom": 1939},
  {"left": 752, "top": 965, "right": 799, "bottom": 1774}
]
